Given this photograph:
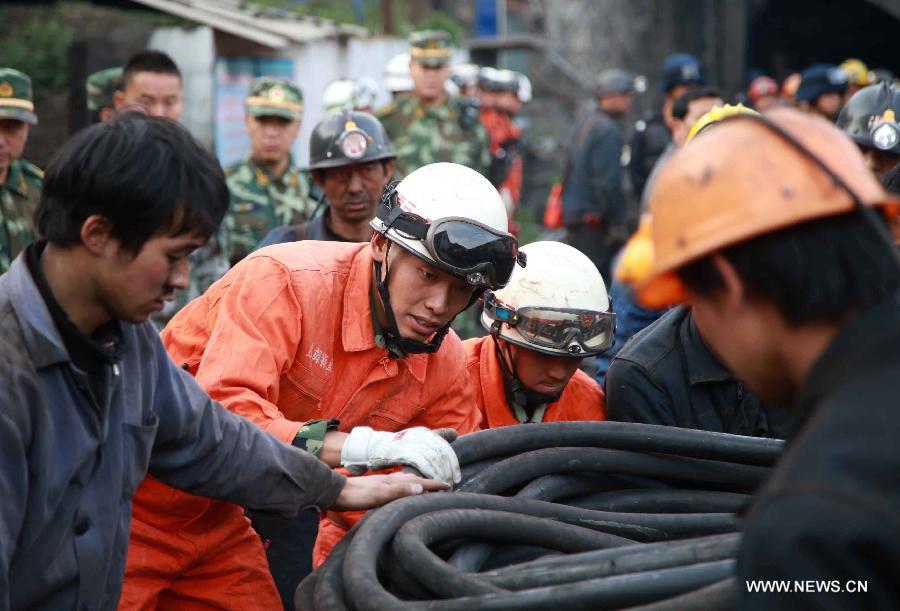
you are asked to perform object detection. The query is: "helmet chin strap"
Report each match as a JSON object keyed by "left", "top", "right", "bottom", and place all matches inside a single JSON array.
[
  {"left": 493, "top": 336, "right": 562, "bottom": 423},
  {"left": 373, "top": 240, "right": 480, "bottom": 357}
]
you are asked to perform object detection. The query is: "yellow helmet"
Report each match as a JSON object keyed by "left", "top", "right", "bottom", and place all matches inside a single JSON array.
[
  {"left": 686, "top": 103, "right": 759, "bottom": 144},
  {"left": 840, "top": 58, "right": 872, "bottom": 86}
]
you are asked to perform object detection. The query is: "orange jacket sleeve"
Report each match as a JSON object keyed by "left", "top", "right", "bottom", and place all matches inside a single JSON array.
[{"left": 185, "top": 256, "right": 307, "bottom": 445}]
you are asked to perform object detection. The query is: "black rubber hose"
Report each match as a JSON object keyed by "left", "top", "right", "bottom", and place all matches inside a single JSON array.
[
  {"left": 305, "top": 527, "right": 353, "bottom": 611},
  {"left": 482, "top": 532, "right": 738, "bottom": 579},
  {"left": 483, "top": 532, "right": 740, "bottom": 590},
  {"left": 448, "top": 473, "right": 671, "bottom": 573},
  {"left": 341, "top": 492, "right": 736, "bottom": 611},
  {"left": 447, "top": 447, "right": 750, "bottom": 571},
  {"left": 622, "top": 577, "right": 736, "bottom": 611},
  {"left": 561, "top": 489, "right": 751, "bottom": 513},
  {"left": 459, "top": 456, "right": 510, "bottom": 485},
  {"left": 513, "top": 472, "right": 637, "bottom": 501},
  {"left": 379, "top": 545, "right": 437, "bottom": 601},
  {"left": 480, "top": 546, "right": 562, "bottom": 571},
  {"left": 391, "top": 509, "right": 635, "bottom": 598},
  {"left": 459, "top": 447, "right": 769, "bottom": 495},
  {"left": 451, "top": 421, "right": 783, "bottom": 467}
]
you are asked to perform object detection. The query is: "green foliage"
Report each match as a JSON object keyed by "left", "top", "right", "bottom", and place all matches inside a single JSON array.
[
  {"left": 404, "top": 11, "right": 463, "bottom": 45},
  {"left": 244, "top": 0, "right": 464, "bottom": 41},
  {"left": 0, "top": 13, "right": 75, "bottom": 95}
]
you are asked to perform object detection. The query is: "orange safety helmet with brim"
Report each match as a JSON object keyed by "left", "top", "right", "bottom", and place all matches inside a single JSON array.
[{"left": 635, "top": 107, "right": 900, "bottom": 309}]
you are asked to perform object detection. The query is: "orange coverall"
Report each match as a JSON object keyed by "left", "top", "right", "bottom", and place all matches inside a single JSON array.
[
  {"left": 463, "top": 335, "right": 607, "bottom": 428},
  {"left": 121, "top": 241, "right": 479, "bottom": 607},
  {"left": 481, "top": 108, "right": 523, "bottom": 232}
]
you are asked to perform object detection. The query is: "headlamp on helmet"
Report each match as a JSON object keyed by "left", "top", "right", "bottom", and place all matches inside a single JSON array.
[
  {"left": 870, "top": 109, "right": 899, "bottom": 151},
  {"left": 338, "top": 120, "right": 369, "bottom": 159}
]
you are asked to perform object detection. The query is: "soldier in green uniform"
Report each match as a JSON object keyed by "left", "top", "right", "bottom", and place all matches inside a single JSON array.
[
  {"left": 224, "top": 77, "right": 317, "bottom": 266},
  {"left": 0, "top": 68, "right": 42, "bottom": 274},
  {"left": 377, "top": 30, "right": 490, "bottom": 179},
  {"left": 86, "top": 66, "right": 122, "bottom": 123}
]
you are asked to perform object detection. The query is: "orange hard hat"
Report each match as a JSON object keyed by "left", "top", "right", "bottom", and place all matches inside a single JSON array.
[{"left": 636, "top": 107, "right": 897, "bottom": 308}]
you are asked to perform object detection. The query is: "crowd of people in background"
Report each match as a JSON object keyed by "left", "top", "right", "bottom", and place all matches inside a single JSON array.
[{"left": 2, "top": 24, "right": 900, "bottom": 611}]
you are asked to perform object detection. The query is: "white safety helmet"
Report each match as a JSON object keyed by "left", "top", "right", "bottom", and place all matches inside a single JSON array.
[
  {"left": 516, "top": 72, "right": 532, "bottom": 103},
  {"left": 450, "top": 63, "right": 480, "bottom": 89},
  {"left": 482, "top": 241, "right": 616, "bottom": 357},
  {"left": 384, "top": 53, "right": 413, "bottom": 94},
  {"left": 370, "top": 162, "right": 523, "bottom": 290},
  {"left": 323, "top": 78, "right": 355, "bottom": 113},
  {"left": 353, "top": 77, "right": 380, "bottom": 110}
]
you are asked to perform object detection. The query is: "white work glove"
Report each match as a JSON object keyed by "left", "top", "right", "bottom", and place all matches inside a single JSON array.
[{"left": 340, "top": 426, "right": 461, "bottom": 485}]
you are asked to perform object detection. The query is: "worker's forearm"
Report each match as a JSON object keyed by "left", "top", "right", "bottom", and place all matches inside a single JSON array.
[{"left": 321, "top": 431, "right": 349, "bottom": 467}]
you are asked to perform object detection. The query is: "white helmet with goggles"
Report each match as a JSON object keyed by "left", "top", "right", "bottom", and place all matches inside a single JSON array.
[
  {"left": 482, "top": 241, "right": 615, "bottom": 357},
  {"left": 371, "top": 162, "right": 524, "bottom": 290}
]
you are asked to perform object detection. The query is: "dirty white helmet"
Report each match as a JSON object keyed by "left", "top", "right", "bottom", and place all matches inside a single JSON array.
[
  {"left": 516, "top": 72, "right": 532, "bottom": 103},
  {"left": 371, "top": 162, "right": 522, "bottom": 289},
  {"left": 482, "top": 241, "right": 615, "bottom": 357},
  {"left": 353, "top": 77, "right": 380, "bottom": 109},
  {"left": 323, "top": 78, "right": 355, "bottom": 113},
  {"left": 384, "top": 53, "right": 413, "bottom": 94},
  {"left": 450, "top": 63, "right": 480, "bottom": 89}
]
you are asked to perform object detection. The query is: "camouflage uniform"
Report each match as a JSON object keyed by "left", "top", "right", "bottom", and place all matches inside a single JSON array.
[
  {"left": 377, "top": 31, "right": 490, "bottom": 179},
  {"left": 224, "top": 156, "right": 316, "bottom": 265},
  {"left": 85, "top": 66, "right": 122, "bottom": 118},
  {"left": 222, "top": 77, "right": 316, "bottom": 266},
  {"left": 0, "top": 68, "right": 41, "bottom": 273}
]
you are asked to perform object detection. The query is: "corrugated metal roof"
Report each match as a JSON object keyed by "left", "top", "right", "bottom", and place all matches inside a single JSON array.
[{"left": 130, "top": 0, "right": 368, "bottom": 48}]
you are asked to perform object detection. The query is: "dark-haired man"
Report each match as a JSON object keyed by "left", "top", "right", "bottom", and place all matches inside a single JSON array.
[
  {"left": 258, "top": 110, "right": 395, "bottom": 249},
  {"left": 0, "top": 113, "right": 446, "bottom": 610},
  {"left": 635, "top": 108, "right": 900, "bottom": 608},
  {"left": 113, "top": 50, "right": 184, "bottom": 120}
]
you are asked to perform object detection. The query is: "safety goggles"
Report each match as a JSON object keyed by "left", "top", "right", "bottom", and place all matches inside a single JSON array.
[
  {"left": 484, "top": 294, "right": 616, "bottom": 355},
  {"left": 377, "top": 187, "right": 525, "bottom": 289}
]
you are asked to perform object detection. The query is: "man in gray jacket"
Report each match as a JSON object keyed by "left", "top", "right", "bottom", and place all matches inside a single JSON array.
[{"left": 0, "top": 112, "right": 448, "bottom": 611}]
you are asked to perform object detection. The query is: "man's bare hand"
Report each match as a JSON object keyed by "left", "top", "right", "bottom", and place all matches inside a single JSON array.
[{"left": 332, "top": 472, "right": 449, "bottom": 511}]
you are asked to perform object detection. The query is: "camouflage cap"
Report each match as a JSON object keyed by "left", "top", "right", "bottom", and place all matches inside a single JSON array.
[
  {"left": 245, "top": 77, "right": 303, "bottom": 121},
  {"left": 0, "top": 68, "right": 38, "bottom": 125},
  {"left": 409, "top": 30, "right": 453, "bottom": 67},
  {"left": 86, "top": 67, "right": 123, "bottom": 112}
]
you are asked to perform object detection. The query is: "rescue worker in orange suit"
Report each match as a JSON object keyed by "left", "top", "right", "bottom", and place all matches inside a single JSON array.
[
  {"left": 249, "top": 110, "right": 397, "bottom": 608},
  {"left": 120, "top": 162, "right": 524, "bottom": 608},
  {"left": 478, "top": 67, "right": 527, "bottom": 234},
  {"left": 633, "top": 108, "right": 900, "bottom": 608},
  {"left": 464, "top": 241, "right": 612, "bottom": 427}
]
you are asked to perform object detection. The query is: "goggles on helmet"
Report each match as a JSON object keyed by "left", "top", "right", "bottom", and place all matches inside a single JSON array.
[
  {"left": 376, "top": 185, "right": 526, "bottom": 289},
  {"left": 869, "top": 109, "right": 899, "bottom": 151},
  {"left": 484, "top": 293, "right": 616, "bottom": 356}
]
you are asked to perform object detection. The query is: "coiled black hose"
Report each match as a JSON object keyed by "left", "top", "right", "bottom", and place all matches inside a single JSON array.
[{"left": 296, "top": 422, "right": 782, "bottom": 611}]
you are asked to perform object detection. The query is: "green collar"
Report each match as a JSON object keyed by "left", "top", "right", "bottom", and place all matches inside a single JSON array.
[{"left": 369, "top": 289, "right": 406, "bottom": 360}]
